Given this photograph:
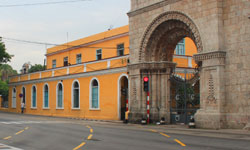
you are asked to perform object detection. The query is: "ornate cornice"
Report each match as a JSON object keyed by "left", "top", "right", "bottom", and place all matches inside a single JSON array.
[
  {"left": 193, "top": 51, "right": 226, "bottom": 62},
  {"left": 128, "top": 0, "right": 182, "bottom": 17}
]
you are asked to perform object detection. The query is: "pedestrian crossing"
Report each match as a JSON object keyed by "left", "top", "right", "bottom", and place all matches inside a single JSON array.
[
  {"left": 0, "top": 143, "right": 22, "bottom": 150},
  {"left": 0, "top": 121, "right": 66, "bottom": 125}
]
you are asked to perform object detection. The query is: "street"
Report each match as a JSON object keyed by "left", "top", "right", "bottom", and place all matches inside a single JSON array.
[{"left": 0, "top": 112, "right": 250, "bottom": 150}]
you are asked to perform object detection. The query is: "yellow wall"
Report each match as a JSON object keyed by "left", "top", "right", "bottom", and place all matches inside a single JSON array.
[
  {"left": 185, "top": 37, "right": 197, "bottom": 56},
  {"left": 8, "top": 72, "right": 127, "bottom": 120},
  {"left": 46, "top": 26, "right": 129, "bottom": 69}
]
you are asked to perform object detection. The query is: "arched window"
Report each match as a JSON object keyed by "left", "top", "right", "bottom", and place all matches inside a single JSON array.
[
  {"left": 22, "top": 87, "right": 26, "bottom": 104},
  {"left": 31, "top": 86, "right": 37, "bottom": 108},
  {"left": 43, "top": 84, "right": 49, "bottom": 108},
  {"left": 72, "top": 81, "right": 80, "bottom": 109},
  {"left": 12, "top": 88, "right": 16, "bottom": 108},
  {"left": 57, "top": 83, "right": 63, "bottom": 108},
  {"left": 90, "top": 79, "right": 99, "bottom": 109}
]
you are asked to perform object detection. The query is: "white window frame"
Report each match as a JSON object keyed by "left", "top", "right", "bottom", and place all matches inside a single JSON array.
[
  {"left": 72, "top": 79, "right": 80, "bottom": 109},
  {"left": 21, "top": 86, "right": 26, "bottom": 107},
  {"left": 43, "top": 83, "right": 50, "bottom": 109},
  {"left": 117, "top": 43, "right": 124, "bottom": 56},
  {"left": 56, "top": 82, "right": 64, "bottom": 109},
  {"left": 52, "top": 59, "right": 56, "bottom": 68},
  {"left": 63, "top": 56, "right": 68, "bottom": 66},
  {"left": 76, "top": 54, "right": 82, "bottom": 64},
  {"left": 96, "top": 49, "right": 102, "bottom": 60},
  {"left": 89, "top": 77, "right": 100, "bottom": 110},
  {"left": 12, "top": 87, "right": 17, "bottom": 108},
  {"left": 31, "top": 85, "right": 37, "bottom": 109}
]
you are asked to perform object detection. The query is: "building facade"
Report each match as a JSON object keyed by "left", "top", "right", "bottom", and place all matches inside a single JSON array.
[
  {"left": 7, "top": 25, "right": 198, "bottom": 121},
  {"left": 128, "top": 0, "right": 250, "bottom": 129}
]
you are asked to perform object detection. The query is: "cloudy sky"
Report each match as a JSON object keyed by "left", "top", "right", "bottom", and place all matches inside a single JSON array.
[{"left": 0, "top": 0, "right": 130, "bottom": 72}]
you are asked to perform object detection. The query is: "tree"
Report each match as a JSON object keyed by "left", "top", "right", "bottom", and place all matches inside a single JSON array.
[
  {"left": 28, "top": 64, "right": 45, "bottom": 73},
  {"left": 0, "top": 80, "right": 8, "bottom": 97},
  {"left": 0, "top": 64, "right": 17, "bottom": 81},
  {"left": 0, "top": 37, "right": 11, "bottom": 64}
]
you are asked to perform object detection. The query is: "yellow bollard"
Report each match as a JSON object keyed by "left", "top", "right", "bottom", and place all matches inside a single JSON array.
[{"left": 124, "top": 110, "right": 130, "bottom": 124}]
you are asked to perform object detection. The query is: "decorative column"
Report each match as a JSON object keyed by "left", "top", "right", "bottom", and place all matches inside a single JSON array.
[{"left": 193, "top": 51, "right": 226, "bottom": 129}]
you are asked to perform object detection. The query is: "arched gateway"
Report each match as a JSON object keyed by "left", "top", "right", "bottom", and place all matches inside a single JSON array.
[
  {"left": 128, "top": 11, "right": 204, "bottom": 124},
  {"left": 126, "top": 0, "right": 248, "bottom": 129}
]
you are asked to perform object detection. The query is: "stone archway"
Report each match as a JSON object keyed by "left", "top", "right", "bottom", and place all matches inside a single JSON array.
[
  {"left": 139, "top": 11, "right": 203, "bottom": 63},
  {"left": 128, "top": 11, "right": 203, "bottom": 124},
  {"left": 128, "top": 9, "right": 228, "bottom": 128}
]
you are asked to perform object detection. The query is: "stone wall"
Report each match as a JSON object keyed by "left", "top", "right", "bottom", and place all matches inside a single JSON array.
[
  {"left": 128, "top": 0, "right": 250, "bottom": 129},
  {"left": 222, "top": 0, "right": 250, "bottom": 129}
]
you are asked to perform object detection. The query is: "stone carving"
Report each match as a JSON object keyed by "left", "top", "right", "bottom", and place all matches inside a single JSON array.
[
  {"left": 139, "top": 11, "right": 203, "bottom": 62},
  {"left": 193, "top": 51, "right": 226, "bottom": 62},
  {"left": 207, "top": 74, "right": 216, "bottom": 104}
]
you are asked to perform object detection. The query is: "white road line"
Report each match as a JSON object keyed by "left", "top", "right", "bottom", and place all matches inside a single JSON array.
[
  {"left": 0, "top": 121, "right": 67, "bottom": 125},
  {"left": 0, "top": 143, "right": 23, "bottom": 150}
]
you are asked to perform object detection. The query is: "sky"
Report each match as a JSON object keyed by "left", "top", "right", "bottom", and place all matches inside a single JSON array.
[{"left": 0, "top": 0, "right": 130, "bottom": 72}]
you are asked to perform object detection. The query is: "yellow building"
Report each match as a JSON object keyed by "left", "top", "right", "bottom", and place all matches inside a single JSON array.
[{"left": 6, "top": 25, "right": 197, "bottom": 121}]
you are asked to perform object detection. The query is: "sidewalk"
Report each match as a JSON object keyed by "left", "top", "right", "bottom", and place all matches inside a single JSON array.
[{"left": 134, "top": 124, "right": 250, "bottom": 141}]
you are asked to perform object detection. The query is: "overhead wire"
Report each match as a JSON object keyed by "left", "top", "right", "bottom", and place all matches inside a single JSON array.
[
  {"left": 0, "top": 0, "right": 91, "bottom": 7},
  {"left": 1, "top": 37, "right": 130, "bottom": 50}
]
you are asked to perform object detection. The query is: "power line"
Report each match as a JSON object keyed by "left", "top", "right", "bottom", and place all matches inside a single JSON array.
[
  {"left": 1, "top": 37, "right": 130, "bottom": 50},
  {"left": 0, "top": 0, "right": 91, "bottom": 8}
]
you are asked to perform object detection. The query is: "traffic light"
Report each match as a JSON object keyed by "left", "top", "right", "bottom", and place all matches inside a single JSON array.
[{"left": 143, "top": 77, "right": 149, "bottom": 92}]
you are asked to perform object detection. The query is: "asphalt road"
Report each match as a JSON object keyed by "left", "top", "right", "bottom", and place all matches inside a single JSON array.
[{"left": 0, "top": 112, "right": 250, "bottom": 150}]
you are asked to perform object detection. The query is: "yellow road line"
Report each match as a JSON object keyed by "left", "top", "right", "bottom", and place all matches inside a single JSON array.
[
  {"left": 174, "top": 139, "right": 186, "bottom": 147},
  {"left": 73, "top": 142, "right": 86, "bottom": 150},
  {"left": 15, "top": 130, "right": 24, "bottom": 135},
  {"left": 3, "top": 136, "right": 12, "bottom": 140},
  {"left": 160, "top": 132, "right": 170, "bottom": 138},
  {"left": 87, "top": 134, "right": 93, "bottom": 140},
  {"left": 86, "top": 125, "right": 91, "bottom": 129},
  {"left": 149, "top": 129, "right": 157, "bottom": 133},
  {"left": 25, "top": 127, "right": 29, "bottom": 130},
  {"left": 90, "top": 128, "right": 93, "bottom": 133}
]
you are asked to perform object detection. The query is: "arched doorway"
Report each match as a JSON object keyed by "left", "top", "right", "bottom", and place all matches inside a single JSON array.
[
  {"left": 128, "top": 11, "right": 203, "bottom": 124},
  {"left": 118, "top": 75, "right": 128, "bottom": 120}
]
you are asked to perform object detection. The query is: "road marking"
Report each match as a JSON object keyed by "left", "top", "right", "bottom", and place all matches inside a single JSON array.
[
  {"left": 73, "top": 142, "right": 86, "bottom": 150},
  {"left": 25, "top": 127, "right": 29, "bottom": 130},
  {"left": 3, "top": 136, "right": 12, "bottom": 140},
  {"left": 87, "top": 134, "right": 93, "bottom": 140},
  {"left": 15, "top": 130, "right": 24, "bottom": 135},
  {"left": 174, "top": 139, "right": 186, "bottom": 147},
  {"left": 90, "top": 128, "right": 93, "bottom": 133},
  {"left": 149, "top": 129, "right": 157, "bottom": 133},
  {"left": 0, "top": 143, "right": 23, "bottom": 150},
  {"left": 0, "top": 121, "right": 67, "bottom": 125},
  {"left": 160, "top": 132, "right": 170, "bottom": 138}
]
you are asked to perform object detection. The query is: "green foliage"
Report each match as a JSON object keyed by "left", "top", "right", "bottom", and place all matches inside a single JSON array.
[
  {"left": 28, "top": 64, "right": 45, "bottom": 73},
  {"left": 0, "top": 64, "right": 17, "bottom": 81},
  {"left": 0, "top": 80, "right": 8, "bottom": 98},
  {"left": 0, "top": 38, "right": 11, "bottom": 64}
]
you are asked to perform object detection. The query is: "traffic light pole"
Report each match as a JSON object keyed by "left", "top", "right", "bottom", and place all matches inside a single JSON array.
[{"left": 147, "top": 91, "right": 150, "bottom": 124}]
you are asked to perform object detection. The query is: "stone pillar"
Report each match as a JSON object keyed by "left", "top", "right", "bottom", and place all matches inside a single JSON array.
[
  {"left": 194, "top": 51, "right": 226, "bottom": 129},
  {"left": 159, "top": 68, "right": 172, "bottom": 123},
  {"left": 128, "top": 62, "right": 176, "bottom": 123},
  {"left": 128, "top": 65, "right": 142, "bottom": 123}
]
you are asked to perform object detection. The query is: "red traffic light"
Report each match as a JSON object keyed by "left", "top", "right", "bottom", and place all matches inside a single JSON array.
[{"left": 144, "top": 77, "right": 149, "bottom": 82}]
